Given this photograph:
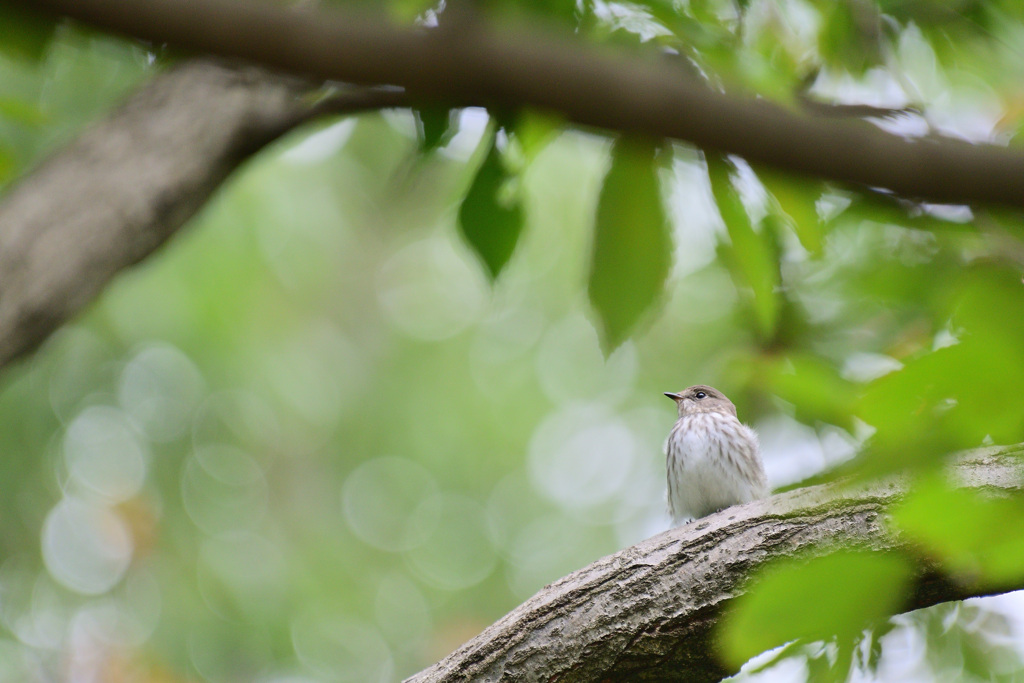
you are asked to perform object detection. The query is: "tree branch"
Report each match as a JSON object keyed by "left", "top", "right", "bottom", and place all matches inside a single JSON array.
[
  {"left": 405, "top": 447, "right": 1024, "bottom": 682},
  {"left": 19, "top": 0, "right": 1024, "bottom": 208},
  {"left": 0, "top": 59, "right": 406, "bottom": 367}
]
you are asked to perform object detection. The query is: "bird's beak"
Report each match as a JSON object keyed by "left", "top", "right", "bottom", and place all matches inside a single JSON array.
[{"left": 664, "top": 392, "right": 683, "bottom": 401}]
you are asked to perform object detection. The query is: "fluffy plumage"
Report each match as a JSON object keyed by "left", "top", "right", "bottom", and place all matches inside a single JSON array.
[{"left": 664, "top": 385, "right": 768, "bottom": 524}]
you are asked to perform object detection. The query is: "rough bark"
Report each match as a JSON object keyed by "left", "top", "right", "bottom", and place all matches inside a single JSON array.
[
  {"left": 22, "top": 0, "right": 1024, "bottom": 208},
  {"left": 0, "top": 59, "right": 314, "bottom": 365},
  {"left": 405, "top": 447, "right": 1024, "bottom": 683},
  {"left": 0, "top": 58, "right": 410, "bottom": 367}
]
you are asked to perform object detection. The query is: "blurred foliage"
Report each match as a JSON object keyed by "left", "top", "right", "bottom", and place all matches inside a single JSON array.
[
  {"left": 588, "top": 137, "right": 671, "bottom": 351},
  {"left": 457, "top": 125, "right": 525, "bottom": 278},
  {"left": 893, "top": 465, "right": 1024, "bottom": 584},
  {"left": 2, "top": 0, "right": 1024, "bottom": 682},
  {"left": 0, "top": 5, "right": 58, "bottom": 63},
  {"left": 720, "top": 549, "right": 913, "bottom": 672}
]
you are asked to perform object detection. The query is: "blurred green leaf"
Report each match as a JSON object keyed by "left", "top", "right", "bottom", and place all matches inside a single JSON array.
[
  {"left": 414, "top": 107, "right": 457, "bottom": 152},
  {"left": 706, "top": 154, "right": 781, "bottom": 342},
  {"left": 458, "top": 131, "right": 524, "bottom": 279},
  {"left": 387, "top": 0, "right": 440, "bottom": 22},
  {"left": 818, "top": 0, "right": 885, "bottom": 75},
  {"left": 719, "top": 549, "right": 913, "bottom": 667},
  {"left": 512, "top": 109, "right": 562, "bottom": 165},
  {"left": 0, "top": 146, "right": 16, "bottom": 185},
  {"left": 761, "top": 353, "right": 858, "bottom": 430},
  {"left": 759, "top": 169, "right": 825, "bottom": 255},
  {"left": 876, "top": 0, "right": 989, "bottom": 28},
  {"left": 481, "top": 0, "right": 578, "bottom": 23},
  {"left": 892, "top": 475, "right": 1024, "bottom": 583},
  {"left": 0, "top": 5, "right": 59, "bottom": 63},
  {"left": 806, "top": 645, "right": 851, "bottom": 683},
  {"left": 0, "top": 96, "right": 48, "bottom": 127},
  {"left": 858, "top": 264, "right": 1024, "bottom": 476},
  {"left": 588, "top": 137, "right": 671, "bottom": 353}
]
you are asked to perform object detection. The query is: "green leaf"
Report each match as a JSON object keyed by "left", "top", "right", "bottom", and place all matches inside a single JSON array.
[
  {"left": 388, "top": 0, "right": 440, "bottom": 23},
  {"left": 761, "top": 353, "right": 857, "bottom": 430},
  {"left": 512, "top": 109, "right": 562, "bottom": 165},
  {"left": 0, "top": 146, "right": 16, "bottom": 186},
  {"left": 706, "top": 154, "right": 781, "bottom": 342},
  {"left": 587, "top": 138, "right": 672, "bottom": 353},
  {"left": 892, "top": 475, "right": 1024, "bottom": 584},
  {"left": 719, "top": 549, "right": 913, "bottom": 667},
  {"left": 508, "top": 0, "right": 581, "bottom": 24},
  {"left": 758, "top": 169, "right": 824, "bottom": 255},
  {"left": 857, "top": 264, "right": 1024, "bottom": 477},
  {"left": 457, "top": 132, "right": 524, "bottom": 279},
  {"left": 819, "top": 1, "right": 885, "bottom": 75},
  {"left": 0, "top": 96, "right": 48, "bottom": 128},
  {"left": 414, "top": 107, "right": 457, "bottom": 152},
  {"left": 0, "top": 5, "right": 59, "bottom": 63}
]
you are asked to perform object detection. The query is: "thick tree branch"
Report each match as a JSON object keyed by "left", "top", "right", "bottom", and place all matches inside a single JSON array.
[
  {"left": 19, "top": 0, "right": 1024, "bottom": 208},
  {"left": 0, "top": 60, "right": 407, "bottom": 367},
  {"left": 405, "top": 447, "right": 1024, "bottom": 682}
]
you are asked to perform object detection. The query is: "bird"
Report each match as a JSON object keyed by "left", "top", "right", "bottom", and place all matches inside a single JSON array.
[{"left": 663, "top": 385, "right": 768, "bottom": 525}]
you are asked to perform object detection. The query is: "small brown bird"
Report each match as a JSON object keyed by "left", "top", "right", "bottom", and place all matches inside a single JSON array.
[{"left": 664, "top": 385, "right": 768, "bottom": 524}]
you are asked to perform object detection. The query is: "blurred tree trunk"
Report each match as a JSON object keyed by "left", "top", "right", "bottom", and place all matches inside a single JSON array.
[
  {"left": 0, "top": 59, "right": 405, "bottom": 368},
  {"left": 0, "top": 60, "right": 307, "bottom": 366}
]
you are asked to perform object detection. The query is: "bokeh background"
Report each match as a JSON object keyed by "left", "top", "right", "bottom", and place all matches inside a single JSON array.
[{"left": 3, "top": 2, "right": 1024, "bottom": 681}]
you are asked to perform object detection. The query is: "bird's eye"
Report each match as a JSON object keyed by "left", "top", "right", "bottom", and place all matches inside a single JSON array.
[{"left": 694, "top": 391, "right": 707, "bottom": 399}]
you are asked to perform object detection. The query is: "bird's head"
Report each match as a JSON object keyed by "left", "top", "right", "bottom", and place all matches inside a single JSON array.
[{"left": 663, "top": 385, "right": 738, "bottom": 418}]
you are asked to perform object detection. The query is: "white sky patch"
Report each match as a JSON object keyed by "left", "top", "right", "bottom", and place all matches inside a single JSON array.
[
  {"left": 281, "top": 119, "right": 357, "bottom": 164},
  {"left": 841, "top": 352, "right": 904, "bottom": 383},
  {"left": 438, "top": 107, "right": 491, "bottom": 163}
]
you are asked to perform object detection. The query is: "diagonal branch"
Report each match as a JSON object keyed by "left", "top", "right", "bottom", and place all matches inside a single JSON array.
[
  {"left": 19, "top": 0, "right": 1024, "bottom": 208},
  {"left": 405, "top": 448, "right": 1024, "bottom": 682},
  {"left": 0, "top": 59, "right": 406, "bottom": 367}
]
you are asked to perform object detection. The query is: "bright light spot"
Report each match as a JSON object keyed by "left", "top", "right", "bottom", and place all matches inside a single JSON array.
[
  {"left": 259, "top": 320, "right": 365, "bottom": 426},
  {"left": 118, "top": 343, "right": 205, "bottom": 442},
  {"left": 590, "top": 0, "right": 672, "bottom": 41},
  {"left": 535, "top": 314, "right": 637, "bottom": 404},
  {"left": 15, "top": 573, "right": 65, "bottom": 649},
  {"left": 809, "top": 67, "right": 908, "bottom": 110},
  {"left": 381, "top": 108, "right": 418, "bottom": 140},
  {"left": 405, "top": 494, "right": 497, "bottom": 591},
  {"left": 281, "top": 120, "right": 357, "bottom": 164},
  {"left": 486, "top": 470, "right": 548, "bottom": 556},
  {"left": 374, "top": 573, "right": 432, "bottom": 645},
  {"left": 181, "top": 444, "right": 268, "bottom": 535},
  {"left": 666, "top": 154, "right": 722, "bottom": 277},
  {"left": 439, "top": 108, "right": 490, "bottom": 162},
  {"left": 42, "top": 498, "right": 132, "bottom": 595},
  {"left": 200, "top": 531, "right": 286, "bottom": 588},
  {"left": 528, "top": 403, "right": 637, "bottom": 509},
  {"left": 64, "top": 406, "right": 148, "bottom": 503},
  {"left": 292, "top": 611, "right": 394, "bottom": 682},
  {"left": 471, "top": 305, "right": 545, "bottom": 367},
  {"left": 933, "top": 327, "right": 959, "bottom": 350},
  {"left": 117, "top": 568, "right": 163, "bottom": 645},
  {"left": 377, "top": 236, "right": 486, "bottom": 341},
  {"left": 341, "top": 457, "right": 440, "bottom": 552},
  {"left": 192, "top": 390, "right": 282, "bottom": 451},
  {"left": 841, "top": 352, "right": 904, "bottom": 382},
  {"left": 757, "top": 416, "right": 856, "bottom": 487},
  {"left": 469, "top": 304, "right": 545, "bottom": 395}
]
